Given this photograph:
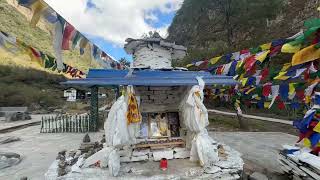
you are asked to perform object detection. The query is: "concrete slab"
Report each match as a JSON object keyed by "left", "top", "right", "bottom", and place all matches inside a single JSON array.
[
  {"left": 210, "top": 131, "right": 298, "bottom": 173},
  {"left": 0, "top": 125, "right": 102, "bottom": 180}
]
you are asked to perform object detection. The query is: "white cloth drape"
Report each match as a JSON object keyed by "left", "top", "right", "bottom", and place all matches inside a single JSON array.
[{"left": 180, "top": 77, "right": 219, "bottom": 167}]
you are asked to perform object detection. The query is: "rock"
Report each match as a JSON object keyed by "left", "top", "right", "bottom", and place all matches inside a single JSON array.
[
  {"left": 57, "top": 159, "right": 67, "bottom": 177},
  {"left": 0, "top": 156, "right": 21, "bottom": 170},
  {"left": 250, "top": 172, "right": 269, "bottom": 180},
  {"left": 79, "top": 142, "right": 95, "bottom": 153},
  {"left": 132, "top": 149, "right": 150, "bottom": 156},
  {"left": 120, "top": 156, "right": 131, "bottom": 163},
  {"left": 173, "top": 147, "right": 186, "bottom": 152},
  {"left": 58, "top": 150, "right": 67, "bottom": 156},
  {"left": 152, "top": 149, "right": 174, "bottom": 161},
  {"left": 131, "top": 155, "right": 148, "bottom": 162},
  {"left": 83, "top": 133, "right": 91, "bottom": 143},
  {"left": 0, "top": 136, "right": 21, "bottom": 144},
  {"left": 20, "top": 176, "right": 28, "bottom": 180},
  {"left": 173, "top": 150, "right": 190, "bottom": 159},
  {"left": 0, "top": 152, "right": 21, "bottom": 170},
  {"left": 204, "top": 166, "right": 221, "bottom": 174},
  {"left": 74, "top": 150, "right": 82, "bottom": 158},
  {"left": 83, "top": 147, "right": 114, "bottom": 168},
  {"left": 0, "top": 152, "right": 20, "bottom": 159}
]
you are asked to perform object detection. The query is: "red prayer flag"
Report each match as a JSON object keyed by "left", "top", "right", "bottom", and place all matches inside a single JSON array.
[
  {"left": 240, "top": 49, "right": 250, "bottom": 55},
  {"left": 262, "top": 83, "right": 272, "bottom": 97},
  {"left": 62, "top": 23, "right": 75, "bottom": 50},
  {"left": 297, "top": 129, "right": 314, "bottom": 143},
  {"left": 304, "top": 69, "right": 310, "bottom": 80},
  {"left": 269, "top": 45, "right": 282, "bottom": 57},
  {"left": 244, "top": 55, "right": 257, "bottom": 72},
  {"left": 277, "top": 100, "right": 285, "bottom": 110},
  {"left": 261, "top": 68, "right": 269, "bottom": 81},
  {"left": 296, "top": 89, "right": 305, "bottom": 101}
]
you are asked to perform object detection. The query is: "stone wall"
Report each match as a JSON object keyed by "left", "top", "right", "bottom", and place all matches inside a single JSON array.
[{"left": 135, "top": 86, "right": 188, "bottom": 113}]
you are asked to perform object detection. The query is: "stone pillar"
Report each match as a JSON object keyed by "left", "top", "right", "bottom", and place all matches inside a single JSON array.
[{"left": 90, "top": 86, "right": 98, "bottom": 131}]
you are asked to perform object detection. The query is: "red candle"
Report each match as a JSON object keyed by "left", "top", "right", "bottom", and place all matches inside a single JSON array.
[{"left": 159, "top": 158, "right": 168, "bottom": 171}]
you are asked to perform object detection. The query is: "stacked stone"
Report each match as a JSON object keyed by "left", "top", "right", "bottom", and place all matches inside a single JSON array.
[
  {"left": 136, "top": 86, "right": 183, "bottom": 106},
  {"left": 119, "top": 146, "right": 190, "bottom": 163}
]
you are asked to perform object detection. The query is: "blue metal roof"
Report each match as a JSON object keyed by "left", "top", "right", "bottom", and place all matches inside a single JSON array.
[{"left": 62, "top": 69, "right": 238, "bottom": 87}]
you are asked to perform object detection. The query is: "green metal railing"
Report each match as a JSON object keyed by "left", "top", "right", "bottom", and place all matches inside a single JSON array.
[{"left": 40, "top": 114, "right": 92, "bottom": 133}]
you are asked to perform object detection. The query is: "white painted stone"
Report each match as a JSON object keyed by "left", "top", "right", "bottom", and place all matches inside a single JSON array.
[
  {"left": 173, "top": 151, "right": 190, "bottom": 159},
  {"left": 173, "top": 147, "right": 186, "bottom": 152},
  {"left": 152, "top": 149, "right": 173, "bottom": 161},
  {"left": 132, "top": 149, "right": 150, "bottom": 156},
  {"left": 131, "top": 155, "right": 149, "bottom": 162},
  {"left": 120, "top": 156, "right": 131, "bottom": 163},
  {"left": 204, "top": 166, "right": 221, "bottom": 174}
]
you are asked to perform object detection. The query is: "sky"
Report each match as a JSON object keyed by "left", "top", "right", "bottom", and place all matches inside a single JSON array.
[{"left": 44, "top": 0, "right": 184, "bottom": 61}]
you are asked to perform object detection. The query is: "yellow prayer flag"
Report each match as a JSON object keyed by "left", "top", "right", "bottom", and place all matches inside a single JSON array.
[
  {"left": 264, "top": 102, "right": 271, "bottom": 109},
  {"left": 210, "top": 56, "right": 221, "bottom": 65},
  {"left": 255, "top": 96, "right": 261, "bottom": 100},
  {"left": 255, "top": 50, "right": 270, "bottom": 63},
  {"left": 303, "top": 138, "right": 311, "bottom": 148},
  {"left": 281, "top": 43, "right": 301, "bottom": 53},
  {"left": 305, "top": 95, "right": 311, "bottom": 104},
  {"left": 186, "top": 64, "right": 194, "bottom": 68},
  {"left": 236, "top": 59, "right": 244, "bottom": 70},
  {"left": 30, "top": 0, "right": 48, "bottom": 27},
  {"left": 289, "top": 83, "right": 296, "bottom": 95},
  {"left": 241, "top": 78, "right": 248, "bottom": 86},
  {"left": 292, "top": 45, "right": 320, "bottom": 66},
  {"left": 245, "top": 87, "right": 256, "bottom": 95},
  {"left": 281, "top": 63, "right": 291, "bottom": 72},
  {"left": 273, "top": 71, "right": 290, "bottom": 80},
  {"left": 238, "top": 73, "right": 245, "bottom": 81},
  {"left": 260, "top": 43, "right": 271, "bottom": 51}
]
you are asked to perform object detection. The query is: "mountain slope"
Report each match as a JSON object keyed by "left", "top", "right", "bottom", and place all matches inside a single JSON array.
[
  {"left": 0, "top": 0, "right": 96, "bottom": 109},
  {"left": 168, "top": 0, "right": 320, "bottom": 65},
  {"left": 0, "top": 0, "right": 101, "bottom": 72}
]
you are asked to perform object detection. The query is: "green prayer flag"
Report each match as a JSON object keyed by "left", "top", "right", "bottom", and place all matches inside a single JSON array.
[
  {"left": 304, "top": 18, "right": 320, "bottom": 29},
  {"left": 249, "top": 47, "right": 261, "bottom": 54}
]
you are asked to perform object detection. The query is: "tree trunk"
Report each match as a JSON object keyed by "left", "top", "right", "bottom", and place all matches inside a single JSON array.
[{"left": 235, "top": 106, "right": 249, "bottom": 131}]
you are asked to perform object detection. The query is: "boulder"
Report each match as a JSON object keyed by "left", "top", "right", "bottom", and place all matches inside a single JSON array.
[{"left": 83, "top": 134, "right": 91, "bottom": 143}]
